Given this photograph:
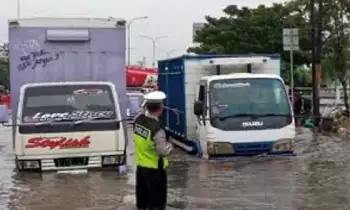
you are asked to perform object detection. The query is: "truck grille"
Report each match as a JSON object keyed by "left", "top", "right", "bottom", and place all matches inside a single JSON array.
[
  {"left": 54, "top": 157, "right": 89, "bottom": 167},
  {"left": 234, "top": 142, "right": 273, "bottom": 155}
]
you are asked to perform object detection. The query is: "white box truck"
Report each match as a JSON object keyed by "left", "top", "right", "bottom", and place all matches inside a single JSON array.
[
  {"left": 1, "top": 18, "right": 128, "bottom": 172},
  {"left": 158, "top": 54, "right": 296, "bottom": 159}
]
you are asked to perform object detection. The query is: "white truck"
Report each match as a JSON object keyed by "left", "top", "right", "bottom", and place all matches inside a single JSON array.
[
  {"left": 0, "top": 18, "right": 128, "bottom": 172},
  {"left": 158, "top": 55, "right": 295, "bottom": 159}
]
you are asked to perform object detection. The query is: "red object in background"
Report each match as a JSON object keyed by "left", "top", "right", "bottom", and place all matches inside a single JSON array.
[
  {"left": 0, "top": 94, "right": 10, "bottom": 108},
  {"left": 126, "top": 66, "right": 158, "bottom": 87}
]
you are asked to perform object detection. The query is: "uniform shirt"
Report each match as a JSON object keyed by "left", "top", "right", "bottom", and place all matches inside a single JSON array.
[{"left": 134, "top": 111, "right": 172, "bottom": 157}]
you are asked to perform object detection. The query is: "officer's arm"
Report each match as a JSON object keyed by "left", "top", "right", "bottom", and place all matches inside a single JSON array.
[{"left": 154, "top": 129, "right": 172, "bottom": 157}]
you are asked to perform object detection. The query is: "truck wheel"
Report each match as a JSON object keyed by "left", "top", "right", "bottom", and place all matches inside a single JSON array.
[
  {"left": 120, "top": 153, "right": 127, "bottom": 165},
  {"left": 118, "top": 153, "right": 128, "bottom": 174}
]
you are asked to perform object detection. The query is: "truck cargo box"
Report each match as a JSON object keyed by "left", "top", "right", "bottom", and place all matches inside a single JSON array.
[
  {"left": 157, "top": 54, "right": 281, "bottom": 146},
  {"left": 8, "top": 17, "right": 127, "bottom": 144}
]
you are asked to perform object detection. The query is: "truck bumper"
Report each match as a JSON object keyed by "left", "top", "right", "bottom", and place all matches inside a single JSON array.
[
  {"left": 193, "top": 139, "right": 296, "bottom": 160},
  {"left": 16, "top": 150, "right": 126, "bottom": 172},
  {"left": 207, "top": 152, "right": 296, "bottom": 161}
]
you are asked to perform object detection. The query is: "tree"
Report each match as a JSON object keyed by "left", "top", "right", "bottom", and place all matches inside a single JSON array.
[
  {"left": 188, "top": 3, "right": 311, "bottom": 68},
  {"left": 321, "top": 0, "right": 350, "bottom": 115},
  {"left": 281, "top": 61, "right": 312, "bottom": 86},
  {"left": 0, "top": 43, "right": 9, "bottom": 89},
  {"left": 188, "top": 0, "right": 350, "bottom": 120},
  {"left": 0, "top": 43, "right": 8, "bottom": 57},
  {"left": 0, "top": 57, "right": 9, "bottom": 89}
]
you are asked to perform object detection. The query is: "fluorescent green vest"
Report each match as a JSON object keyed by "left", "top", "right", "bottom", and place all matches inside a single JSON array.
[{"left": 133, "top": 115, "right": 168, "bottom": 169}]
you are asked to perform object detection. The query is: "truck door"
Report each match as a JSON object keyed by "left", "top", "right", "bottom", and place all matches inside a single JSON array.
[{"left": 195, "top": 82, "right": 208, "bottom": 153}]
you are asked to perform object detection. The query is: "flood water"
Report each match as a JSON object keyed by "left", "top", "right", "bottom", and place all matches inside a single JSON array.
[{"left": 1, "top": 126, "right": 350, "bottom": 210}]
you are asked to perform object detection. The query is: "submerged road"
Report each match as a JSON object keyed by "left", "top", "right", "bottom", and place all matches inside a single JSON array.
[{"left": 0, "top": 126, "right": 350, "bottom": 210}]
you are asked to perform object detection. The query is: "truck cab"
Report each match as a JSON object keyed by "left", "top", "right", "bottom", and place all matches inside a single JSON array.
[
  {"left": 13, "top": 81, "right": 126, "bottom": 171},
  {"left": 192, "top": 57, "right": 295, "bottom": 158}
]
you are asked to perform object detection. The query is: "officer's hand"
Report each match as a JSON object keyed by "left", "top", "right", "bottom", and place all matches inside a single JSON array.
[{"left": 166, "top": 143, "right": 173, "bottom": 155}]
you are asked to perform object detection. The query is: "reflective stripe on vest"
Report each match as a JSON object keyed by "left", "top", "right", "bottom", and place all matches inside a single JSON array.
[{"left": 133, "top": 123, "right": 168, "bottom": 169}]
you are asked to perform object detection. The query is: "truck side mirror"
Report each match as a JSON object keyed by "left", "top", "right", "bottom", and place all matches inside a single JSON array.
[
  {"left": 193, "top": 100, "right": 204, "bottom": 116},
  {"left": 0, "top": 105, "right": 9, "bottom": 123}
]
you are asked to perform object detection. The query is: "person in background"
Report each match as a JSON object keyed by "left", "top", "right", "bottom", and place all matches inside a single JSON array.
[
  {"left": 293, "top": 90, "right": 302, "bottom": 116},
  {"left": 133, "top": 90, "right": 173, "bottom": 210}
]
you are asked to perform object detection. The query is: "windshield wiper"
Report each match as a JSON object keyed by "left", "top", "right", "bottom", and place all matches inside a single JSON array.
[
  {"left": 72, "top": 116, "right": 111, "bottom": 125},
  {"left": 254, "top": 113, "right": 292, "bottom": 117},
  {"left": 214, "top": 113, "right": 259, "bottom": 120},
  {"left": 34, "top": 121, "right": 53, "bottom": 127},
  {"left": 214, "top": 113, "right": 291, "bottom": 121},
  {"left": 33, "top": 118, "right": 74, "bottom": 127}
]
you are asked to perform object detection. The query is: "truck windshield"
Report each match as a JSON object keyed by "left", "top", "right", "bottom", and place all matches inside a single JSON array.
[
  {"left": 21, "top": 84, "right": 116, "bottom": 123},
  {"left": 209, "top": 78, "right": 292, "bottom": 130}
]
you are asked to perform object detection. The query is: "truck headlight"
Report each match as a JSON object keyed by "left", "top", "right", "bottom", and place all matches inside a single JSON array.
[
  {"left": 207, "top": 142, "right": 234, "bottom": 155},
  {"left": 272, "top": 138, "right": 295, "bottom": 152},
  {"left": 23, "top": 160, "right": 40, "bottom": 169},
  {"left": 102, "top": 156, "right": 118, "bottom": 165}
]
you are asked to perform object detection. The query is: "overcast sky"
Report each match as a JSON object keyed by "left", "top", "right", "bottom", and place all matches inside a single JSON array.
[{"left": 0, "top": 0, "right": 285, "bottom": 66}]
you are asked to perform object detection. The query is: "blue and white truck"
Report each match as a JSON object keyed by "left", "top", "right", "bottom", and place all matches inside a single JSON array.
[{"left": 158, "top": 54, "right": 295, "bottom": 159}]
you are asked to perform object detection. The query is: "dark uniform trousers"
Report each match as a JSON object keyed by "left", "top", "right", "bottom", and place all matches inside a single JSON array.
[
  {"left": 136, "top": 166, "right": 167, "bottom": 210},
  {"left": 134, "top": 114, "right": 167, "bottom": 210}
]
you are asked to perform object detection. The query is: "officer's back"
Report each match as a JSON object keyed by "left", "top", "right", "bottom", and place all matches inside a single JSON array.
[{"left": 132, "top": 91, "right": 172, "bottom": 210}]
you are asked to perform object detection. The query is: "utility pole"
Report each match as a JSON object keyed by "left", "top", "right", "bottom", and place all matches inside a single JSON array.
[
  {"left": 17, "top": 0, "right": 20, "bottom": 19},
  {"left": 310, "top": 0, "right": 320, "bottom": 121},
  {"left": 140, "top": 35, "right": 167, "bottom": 67},
  {"left": 315, "top": 0, "right": 323, "bottom": 120},
  {"left": 127, "top": 16, "right": 148, "bottom": 66}
]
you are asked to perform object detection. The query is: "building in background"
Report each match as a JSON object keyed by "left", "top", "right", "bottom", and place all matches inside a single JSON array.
[{"left": 192, "top": 22, "right": 205, "bottom": 45}]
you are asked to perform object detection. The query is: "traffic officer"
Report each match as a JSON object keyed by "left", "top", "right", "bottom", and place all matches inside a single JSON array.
[{"left": 133, "top": 90, "right": 173, "bottom": 210}]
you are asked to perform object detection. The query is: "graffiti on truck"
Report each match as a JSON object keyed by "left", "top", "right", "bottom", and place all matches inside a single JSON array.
[
  {"left": 17, "top": 50, "right": 60, "bottom": 71},
  {"left": 15, "top": 35, "right": 45, "bottom": 56}
]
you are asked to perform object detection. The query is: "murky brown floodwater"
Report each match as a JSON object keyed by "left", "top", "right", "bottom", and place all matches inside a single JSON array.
[{"left": 1, "top": 126, "right": 350, "bottom": 210}]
